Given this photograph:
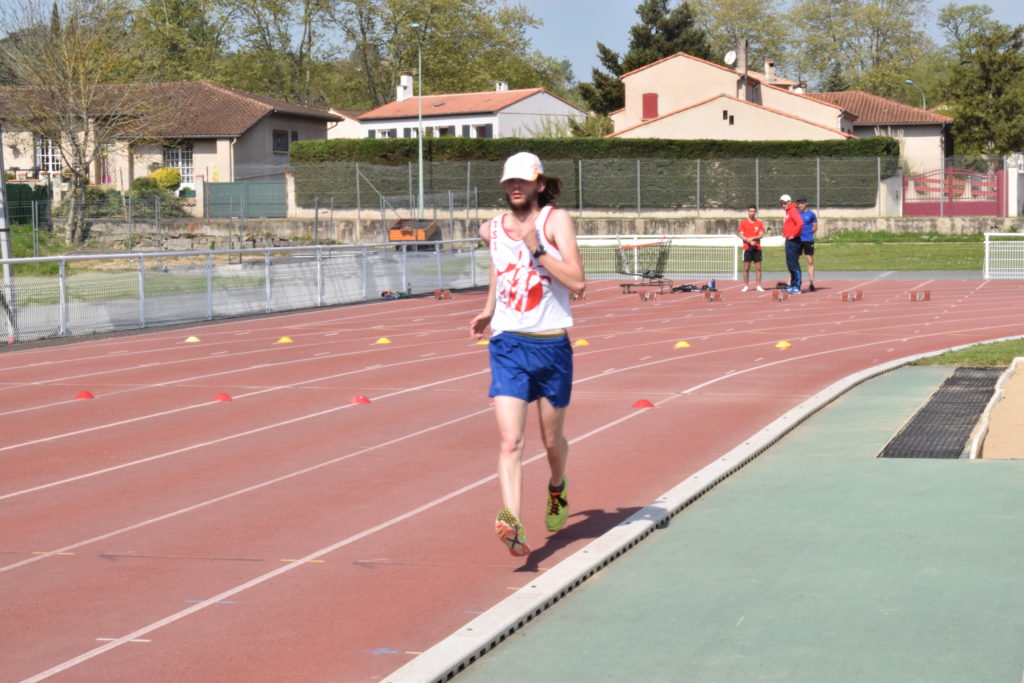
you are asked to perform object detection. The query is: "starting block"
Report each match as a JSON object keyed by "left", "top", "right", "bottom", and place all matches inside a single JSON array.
[
  {"left": 703, "top": 290, "right": 721, "bottom": 302},
  {"left": 909, "top": 290, "right": 931, "bottom": 302},
  {"left": 638, "top": 291, "right": 661, "bottom": 302},
  {"left": 773, "top": 290, "right": 791, "bottom": 302},
  {"left": 433, "top": 288, "right": 452, "bottom": 300},
  {"left": 840, "top": 290, "right": 863, "bottom": 302}
]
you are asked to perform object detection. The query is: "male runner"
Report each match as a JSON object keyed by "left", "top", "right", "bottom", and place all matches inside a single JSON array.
[
  {"left": 797, "top": 198, "right": 818, "bottom": 291},
  {"left": 469, "top": 152, "right": 586, "bottom": 557},
  {"left": 780, "top": 194, "right": 803, "bottom": 293},
  {"left": 738, "top": 205, "right": 765, "bottom": 292}
]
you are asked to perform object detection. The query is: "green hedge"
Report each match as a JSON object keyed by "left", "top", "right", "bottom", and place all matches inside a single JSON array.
[{"left": 290, "top": 136, "right": 899, "bottom": 165}]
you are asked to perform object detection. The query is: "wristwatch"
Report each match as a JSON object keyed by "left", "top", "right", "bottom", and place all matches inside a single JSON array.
[{"left": 532, "top": 244, "right": 547, "bottom": 259}]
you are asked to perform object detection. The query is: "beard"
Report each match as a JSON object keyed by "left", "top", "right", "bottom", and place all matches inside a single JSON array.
[{"left": 504, "top": 184, "right": 539, "bottom": 211}]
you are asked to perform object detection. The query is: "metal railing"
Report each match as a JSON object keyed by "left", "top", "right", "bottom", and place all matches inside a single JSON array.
[{"left": 0, "top": 239, "right": 488, "bottom": 344}]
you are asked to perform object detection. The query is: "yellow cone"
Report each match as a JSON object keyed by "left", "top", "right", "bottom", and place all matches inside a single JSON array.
[
  {"left": 476, "top": 339, "right": 490, "bottom": 345},
  {"left": 775, "top": 340, "right": 792, "bottom": 349},
  {"left": 573, "top": 339, "right": 590, "bottom": 346},
  {"left": 184, "top": 336, "right": 201, "bottom": 343},
  {"left": 375, "top": 337, "right": 392, "bottom": 344},
  {"left": 277, "top": 336, "right": 294, "bottom": 344},
  {"left": 674, "top": 341, "right": 691, "bottom": 348}
]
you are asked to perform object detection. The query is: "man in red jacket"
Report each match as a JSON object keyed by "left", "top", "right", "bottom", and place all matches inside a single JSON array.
[{"left": 780, "top": 194, "right": 803, "bottom": 293}]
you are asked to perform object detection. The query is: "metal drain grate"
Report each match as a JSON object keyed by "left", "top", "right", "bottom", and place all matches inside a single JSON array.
[{"left": 879, "top": 367, "right": 1004, "bottom": 459}]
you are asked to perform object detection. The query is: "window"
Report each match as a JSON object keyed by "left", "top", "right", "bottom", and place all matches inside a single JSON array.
[
  {"left": 290, "top": 131, "right": 299, "bottom": 143},
  {"left": 35, "top": 136, "right": 62, "bottom": 173},
  {"left": 368, "top": 130, "right": 376, "bottom": 138},
  {"left": 163, "top": 142, "right": 194, "bottom": 186},
  {"left": 642, "top": 93, "right": 659, "bottom": 120},
  {"left": 474, "top": 124, "right": 493, "bottom": 139},
  {"left": 436, "top": 126, "right": 454, "bottom": 137},
  {"left": 272, "top": 129, "right": 289, "bottom": 153}
]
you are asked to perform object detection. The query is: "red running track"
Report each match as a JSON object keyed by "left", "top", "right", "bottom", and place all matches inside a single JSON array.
[{"left": 2, "top": 278, "right": 1022, "bottom": 681}]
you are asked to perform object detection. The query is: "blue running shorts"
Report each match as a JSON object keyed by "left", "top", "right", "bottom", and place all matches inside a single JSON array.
[{"left": 488, "top": 332, "right": 573, "bottom": 408}]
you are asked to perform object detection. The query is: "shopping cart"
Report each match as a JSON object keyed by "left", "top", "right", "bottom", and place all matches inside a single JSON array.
[{"left": 615, "top": 239, "right": 673, "bottom": 294}]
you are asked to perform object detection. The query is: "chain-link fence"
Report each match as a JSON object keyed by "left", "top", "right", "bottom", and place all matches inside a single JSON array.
[{"left": 291, "top": 156, "right": 901, "bottom": 215}]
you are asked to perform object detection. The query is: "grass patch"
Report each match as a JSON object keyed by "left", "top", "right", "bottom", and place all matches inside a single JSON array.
[
  {"left": 762, "top": 242, "right": 983, "bottom": 271},
  {"left": 911, "top": 338, "right": 1024, "bottom": 367}
]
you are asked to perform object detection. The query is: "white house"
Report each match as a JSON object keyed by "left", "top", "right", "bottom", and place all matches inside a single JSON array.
[
  {"left": 358, "top": 80, "right": 586, "bottom": 139},
  {"left": 326, "top": 109, "right": 367, "bottom": 139}
]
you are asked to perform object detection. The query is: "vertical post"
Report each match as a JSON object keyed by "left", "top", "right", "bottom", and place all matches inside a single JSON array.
[
  {"left": 313, "top": 196, "right": 320, "bottom": 245},
  {"left": 362, "top": 246, "right": 369, "bottom": 300},
  {"left": 32, "top": 200, "right": 39, "bottom": 257},
  {"left": 696, "top": 159, "right": 702, "bottom": 217},
  {"left": 636, "top": 158, "right": 641, "bottom": 217},
  {"left": 578, "top": 159, "right": 584, "bottom": 217},
  {"left": 138, "top": 254, "right": 146, "bottom": 328},
  {"left": 401, "top": 243, "right": 408, "bottom": 293},
  {"left": 877, "top": 157, "right": 882, "bottom": 218},
  {"left": 315, "top": 246, "right": 324, "bottom": 306},
  {"left": 408, "top": 161, "right": 414, "bottom": 213},
  {"left": 816, "top": 157, "right": 821, "bottom": 212},
  {"left": 206, "top": 252, "right": 213, "bottom": 320},
  {"left": 264, "top": 249, "right": 272, "bottom": 313},
  {"left": 465, "top": 160, "right": 471, "bottom": 223},
  {"left": 58, "top": 259, "right": 68, "bottom": 336},
  {"left": 470, "top": 238, "right": 476, "bottom": 288},
  {"left": 355, "top": 162, "right": 362, "bottom": 227},
  {"left": 127, "top": 195, "right": 133, "bottom": 250},
  {"left": 435, "top": 241, "right": 443, "bottom": 290},
  {"left": 0, "top": 124, "right": 17, "bottom": 344},
  {"left": 755, "top": 158, "right": 760, "bottom": 209}
]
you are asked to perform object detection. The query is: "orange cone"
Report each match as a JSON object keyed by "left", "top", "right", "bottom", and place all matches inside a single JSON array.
[
  {"left": 351, "top": 395, "right": 371, "bottom": 404},
  {"left": 213, "top": 393, "right": 233, "bottom": 402},
  {"left": 632, "top": 399, "right": 655, "bottom": 408},
  {"left": 75, "top": 391, "right": 95, "bottom": 400}
]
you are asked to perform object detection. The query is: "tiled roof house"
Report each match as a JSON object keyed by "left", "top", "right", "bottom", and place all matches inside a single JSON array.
[
  {"left": 608, "top": 52, "right": 857, "bottom": 141},
  {"left": 358, "top": 79, "right": 586, "bottom": 139},
  {"left": 0, "top": 81, "right": 341, "bottom": 188},
  {"left": 809, "top": 91, "right": 953, "bottom": 171}
]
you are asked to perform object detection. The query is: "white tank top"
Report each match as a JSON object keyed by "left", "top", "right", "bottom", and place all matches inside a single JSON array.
[{"left": 488, "top": 205, "right": 573, "bottom": 334}]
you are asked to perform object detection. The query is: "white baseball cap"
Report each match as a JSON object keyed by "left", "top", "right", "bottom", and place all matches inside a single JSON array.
[
  {"left": 501, "top": 152, "right": 543, "bottom": 182},
  {"left": 779, "top": 194, "right": 792, "bottom": 202}
]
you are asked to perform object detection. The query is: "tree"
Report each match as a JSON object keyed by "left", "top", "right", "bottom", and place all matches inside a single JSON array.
[
  {"left": 788, "top": 0, "right": 932, "bottom": 93},
  {"left": 943, "top": 19, "right": 1024, "bottom": 153},
  {"left": 325, "top": 0, "right": 567, "bottom": 110},
  {"left": 130, "top": 0, "right": 226, "bottom": 81},
  {"left": 0, "top": 0, "right": 173, "bottom": 243},
  {"left": 579, "top": 0, "right": 711, "bottom": 115},
  {"left": 216, "top": 0, "right": 334, "bottom": 107},
  {"left": 691, "top": 0, "right": 785, "bottom": 73}
]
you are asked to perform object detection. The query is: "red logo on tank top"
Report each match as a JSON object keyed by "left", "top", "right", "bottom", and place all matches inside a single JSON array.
[{"left": 496, "top": 249, "right": 548, "bottom": 313}]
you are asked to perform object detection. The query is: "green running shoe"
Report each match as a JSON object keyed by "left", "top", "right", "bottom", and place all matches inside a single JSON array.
[
  {"left": 545, "top": 478, "right": 568, "bottom": 531},
  {"left": 495, "top": 508, "right": 530, "bottom": 556}
]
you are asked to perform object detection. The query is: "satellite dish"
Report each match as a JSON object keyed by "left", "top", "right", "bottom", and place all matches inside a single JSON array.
[{"left": 724, "top": 50, "right": 737, "bottom": 66}]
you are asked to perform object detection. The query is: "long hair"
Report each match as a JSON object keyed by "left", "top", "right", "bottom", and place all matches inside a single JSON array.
[{"left": 537, "top": 174, "right": 562, "bottom": 207}]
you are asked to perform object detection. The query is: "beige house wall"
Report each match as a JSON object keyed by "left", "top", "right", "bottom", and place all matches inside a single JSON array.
[
  {"left": 620, "top": 56, "right": 739, "bottom": 130},
  {"left": 758, "top": 87, "right": 849, "bottom": 132},
  {"left": 615, "top": 98, "right": 848, "bottom": 141},
  {"left": 856, "top": 124, "right": 946, "bottom": 173}
]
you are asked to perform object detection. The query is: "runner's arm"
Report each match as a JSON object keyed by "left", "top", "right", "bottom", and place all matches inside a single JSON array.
[
  {"left": 522, "top": 208, "right": 586, "bottom": 294},
  {"left": 470, "top": 222, "right": 496, "bottom": 339}
]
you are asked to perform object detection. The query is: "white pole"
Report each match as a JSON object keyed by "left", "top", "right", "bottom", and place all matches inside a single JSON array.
[
  {"left": 0, "top": 124, "right": 16, "bottom": 342},
  {"left": 411, "top": 23, "right": 424, "bottom": 220}
]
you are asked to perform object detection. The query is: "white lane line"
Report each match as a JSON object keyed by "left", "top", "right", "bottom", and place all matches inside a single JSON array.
[
  {"left": 24, "top": 316, "right": 995, "bottom": 681},
  {"left": 0, "top": 368, "right": 489, "bottom": 503},
  {"left": 0, "top": 347, "right": 485, "bottom": 454}
]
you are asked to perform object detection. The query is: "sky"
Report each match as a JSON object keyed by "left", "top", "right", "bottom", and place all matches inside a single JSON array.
[{"left": 516, "top": 0, "right": 1024, "bottom": 84}]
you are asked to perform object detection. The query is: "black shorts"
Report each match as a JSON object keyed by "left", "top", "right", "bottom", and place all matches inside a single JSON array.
[
  {"left": 743, "top": 248, "right": 763, "bottom": 263},
  {"left": 800, "top": 241, "right": 815, "bottom": 255}
]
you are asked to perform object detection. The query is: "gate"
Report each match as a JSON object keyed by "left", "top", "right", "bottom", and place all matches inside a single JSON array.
[
  {"left": 903, "top": 167, "right": 1005, "bottom": 217},
  {"left": 206, "top": 181, "right": 287, "bottom": 218}
]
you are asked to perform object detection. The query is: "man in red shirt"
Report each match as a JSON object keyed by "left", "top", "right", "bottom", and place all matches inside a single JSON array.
[
  {"left": 737, "top": 204, "right": 765, "bottom": 292},
  {"left": 780, "top": 194, "right": 803, "bottom": 293}
]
